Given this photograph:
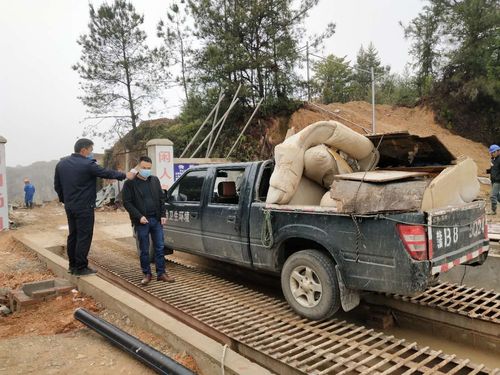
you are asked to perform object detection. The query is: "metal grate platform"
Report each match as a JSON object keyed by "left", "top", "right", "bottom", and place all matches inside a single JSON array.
[{"left": 89, "top": 248, "right": 498, "bottom": 375}]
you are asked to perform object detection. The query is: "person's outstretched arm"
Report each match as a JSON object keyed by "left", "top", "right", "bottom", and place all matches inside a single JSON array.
[{"left": 89, "top": 162, "right": 127, "bottom": 180}]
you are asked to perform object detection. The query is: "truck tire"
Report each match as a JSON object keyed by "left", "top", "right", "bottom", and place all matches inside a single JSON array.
[{"left": 281, "top": 249, "right": 341, "bottom": 320}]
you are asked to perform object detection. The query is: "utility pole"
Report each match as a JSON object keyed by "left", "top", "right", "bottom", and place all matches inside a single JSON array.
[
  {"left": 226, "top": 98, "right": 264, "bottom": 159},
  {"left": 371, "top": 66, "right": 376, "bottom": 134},
  {"left": 306, "top": 42, "right": 311, "bottom": 102},
  {"left": 206, "top": 91, "right": 222, "bottom": 157}
]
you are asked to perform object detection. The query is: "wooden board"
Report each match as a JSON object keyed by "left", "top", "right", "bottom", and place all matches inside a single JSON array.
[
  {"left": 330, "top": 179, "right": 431, "bottom": 214},
  {"left": 333, "top": 170, "right": 429, "bottom": 183},
  {"left": 384, "top": 166, "right": 447, "bottom": 174}
]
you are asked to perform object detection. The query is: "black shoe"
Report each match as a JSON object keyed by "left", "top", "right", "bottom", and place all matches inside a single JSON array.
[
  {"left": 67, "top": 267, "right": 76, "bottom": 274},
  {"left": 74, "top": 267, "right": 97, "bottom": 276}
]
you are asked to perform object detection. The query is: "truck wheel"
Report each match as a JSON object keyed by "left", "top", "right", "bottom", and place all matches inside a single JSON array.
[{"left": 281, "top": 250, "right": 340, "bottom": 320}]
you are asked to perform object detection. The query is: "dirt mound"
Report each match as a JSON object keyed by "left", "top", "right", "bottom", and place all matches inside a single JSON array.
[
  {"left": 284, "top": 102, "right": 491, "bottom": 176},
  {"left": 0, "top": 232, "right": 100, "bottom": 338},
  {"left": 0, "top": 293, "right": 100, "bottom": 338}
]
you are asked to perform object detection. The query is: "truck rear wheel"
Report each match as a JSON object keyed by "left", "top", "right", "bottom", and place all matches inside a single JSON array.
[{"left": 281, "top": 250, "right": 341, "bottom": 320}]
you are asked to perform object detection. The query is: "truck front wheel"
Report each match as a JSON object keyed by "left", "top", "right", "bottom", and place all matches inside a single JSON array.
[{"left": 281, "top": 250, "right": 341, "bottom": 320}]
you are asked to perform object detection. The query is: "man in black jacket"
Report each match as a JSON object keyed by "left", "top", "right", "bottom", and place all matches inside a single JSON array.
[
  {"left": 122, "top": 156, "right": 175, "bottom": 285},
  {"left": 54, "top": 138, "right": 135, "bottom": 276},
  {"left": 489, "top": 144, "right": 500, "bottom": 215}
]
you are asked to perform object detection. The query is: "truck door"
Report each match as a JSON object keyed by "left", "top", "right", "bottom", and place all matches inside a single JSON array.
[
  {"left": 201, "top": 167, "right": 249, "bottom": 264},
  {"left": 164, "top": 169, "right": 207, "bottom": 253}
]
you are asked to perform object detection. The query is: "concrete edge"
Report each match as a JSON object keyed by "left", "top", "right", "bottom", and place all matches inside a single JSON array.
[{"left": 13, "top": 233, "right": 272, "bottom": 375}]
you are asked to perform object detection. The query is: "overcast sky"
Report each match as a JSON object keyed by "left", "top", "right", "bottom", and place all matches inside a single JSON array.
[{"left": 0, "top": 0, "right": 424, "bottom": 167}]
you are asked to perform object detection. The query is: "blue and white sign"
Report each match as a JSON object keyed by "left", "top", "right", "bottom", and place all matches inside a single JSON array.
[{"left": 174, "top": 163, "right": 197, "bottom": 181}]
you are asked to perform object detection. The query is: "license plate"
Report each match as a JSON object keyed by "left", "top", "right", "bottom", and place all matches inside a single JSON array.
[{"left": 427, "top": 201, "right": 487, "bottom": 264}]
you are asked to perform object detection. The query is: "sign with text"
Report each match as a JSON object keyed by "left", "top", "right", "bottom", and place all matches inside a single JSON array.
[
  {"left": 154, "top": 145, "right": 175, "bottom": 190},
  {"left": 0, "top": 138, "right": 8, "bottom": 230},
  {"left": 174, "top": 163, "right": 197, "bottom": 181}
]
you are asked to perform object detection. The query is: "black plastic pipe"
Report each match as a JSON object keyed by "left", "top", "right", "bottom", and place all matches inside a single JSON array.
[{"left": 74, "top": 308, "right": 196, "bottom": 375}]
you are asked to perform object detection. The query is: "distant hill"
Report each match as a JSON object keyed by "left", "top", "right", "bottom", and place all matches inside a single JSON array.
[
  {"left": 6, "top": 153, "right": 106, "bottom": 205},
  {"left": 7, "top": 160, "right": 59, "bottom": 205}
]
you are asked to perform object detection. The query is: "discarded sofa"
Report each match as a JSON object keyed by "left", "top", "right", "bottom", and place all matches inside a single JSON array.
[{"left": 267, "top": 120, "right": 378, "bottom": 205}]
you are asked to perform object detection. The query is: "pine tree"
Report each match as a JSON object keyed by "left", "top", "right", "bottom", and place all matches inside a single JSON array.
[
  {"left": 186, "top": 0, "right": 334, "bottom": 105},
  {"left": 312, "top": 55, "right": 353, "bottom": 104},
  {"left": 73, "top": 0, "right": 167, "bottom": 138},
  {"left": 351, "top": 43, "right": 390, "bottom": 102},
  {"left": 404, "top": 0, "right": 499, "bottom": 143},
  {"left": 402, "top": 6, "right": 441, "bottom": 96},
  {"left": 157, "top": 0, "right": 192, "bottom": 102}
]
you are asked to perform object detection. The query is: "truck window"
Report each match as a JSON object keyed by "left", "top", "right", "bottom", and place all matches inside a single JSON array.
[
  {"left": 256, "top": 163, "right": 273, "bottom": 201},
  {"left": 211, "top": 168, "right": 245, "bottom": 205},
  {"left": 170, "top": 170, "right": 206, "bottom": 202}
]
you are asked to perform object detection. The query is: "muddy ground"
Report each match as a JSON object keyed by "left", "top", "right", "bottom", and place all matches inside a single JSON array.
[{"left": 0, "top": 211, "right": 201, "bottom": 375}]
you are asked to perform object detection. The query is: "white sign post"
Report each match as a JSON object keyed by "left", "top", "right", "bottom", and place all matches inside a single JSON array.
[
  {"left": 0, "top": 136, "right": 8, "bottom": 231},
  {"left": 146, "top": 139, "right": 174, "bottom": 190}
]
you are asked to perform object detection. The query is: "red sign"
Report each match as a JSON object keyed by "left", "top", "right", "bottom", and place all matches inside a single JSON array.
[
  {"left": 159, "top": 151, "right": 171, "bottom": 163},
  {"left": 160, "top": 167, "right": 172, "bottom": 180}
]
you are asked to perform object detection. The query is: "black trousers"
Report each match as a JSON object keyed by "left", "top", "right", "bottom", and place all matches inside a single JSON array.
[{"left": 65, "top": 208, "right": 95, "bottom": 270}]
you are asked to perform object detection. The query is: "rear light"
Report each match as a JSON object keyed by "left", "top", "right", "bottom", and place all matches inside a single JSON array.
[{"left": 397, "top": 224, "right": 428, "bottom": 261}]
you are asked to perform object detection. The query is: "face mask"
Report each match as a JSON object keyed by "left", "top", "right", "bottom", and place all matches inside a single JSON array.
[
  {"left": 86, "top": 153, "right": 94, "bottom": 160},
  {"left": 139, "top": 169, "right": 152, "bottom": 178}
]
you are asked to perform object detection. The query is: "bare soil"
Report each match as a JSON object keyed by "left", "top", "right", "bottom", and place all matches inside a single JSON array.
[
  {"left": 0, "top": 228, "right": 201, "bottom": 375},
  {"left": 0, "top": 234, "right": 54, "bottom": 290},
  {"left": 283, "top": 101, "right": 491, "bottom": 176}
]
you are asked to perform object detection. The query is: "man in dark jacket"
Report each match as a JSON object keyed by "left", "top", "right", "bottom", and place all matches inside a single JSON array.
[
  {"left": 54, "top": 138, "right": 135, "bottom": 276},
  {"left": 489, "top": 144, "right": 500, "bottom": 215},
  {"left": 122, "top": 156, "right": 175, "bottom": 285}
]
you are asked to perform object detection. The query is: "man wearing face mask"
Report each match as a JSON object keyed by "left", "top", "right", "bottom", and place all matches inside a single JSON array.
[
  {"left": 122, "top": 156, "right": 175, "bottom": 285},
  {"left": 54, "top": 138, "right": 136, "bottom": 276}
]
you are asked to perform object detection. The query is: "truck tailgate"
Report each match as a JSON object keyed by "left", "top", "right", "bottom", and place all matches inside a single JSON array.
[{"left": 427, "top": 201, "right": 489, "bottom": 275}]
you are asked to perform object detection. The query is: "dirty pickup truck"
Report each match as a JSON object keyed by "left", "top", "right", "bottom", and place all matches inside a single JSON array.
[{"left": 164, "top": 156, "right": 490, "bottom": 320}]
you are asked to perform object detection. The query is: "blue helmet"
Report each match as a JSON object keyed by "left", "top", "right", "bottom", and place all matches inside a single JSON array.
[{"left": 489, "top": 144, "right": 500, "bottom": 153}]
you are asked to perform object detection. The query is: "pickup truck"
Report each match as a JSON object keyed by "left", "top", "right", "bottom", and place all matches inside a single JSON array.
[{"left": 164, "top": 159, "right": 490, "bottom": 320}]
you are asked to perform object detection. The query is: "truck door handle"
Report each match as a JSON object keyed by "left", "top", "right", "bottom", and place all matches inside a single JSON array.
[{"left": 227, "top": 215, "right": 236, "bottom": 223}]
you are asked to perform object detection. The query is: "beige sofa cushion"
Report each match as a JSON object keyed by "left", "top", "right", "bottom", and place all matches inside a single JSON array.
[
  {"left": 421, "top": 156, "right": 480, "bottom": 210},
  {"left": 267, "top": 121, "right": 376, "bottom": 204},
  {"left": 288, "top": 177, "right": 327, "bottom": 206}
]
